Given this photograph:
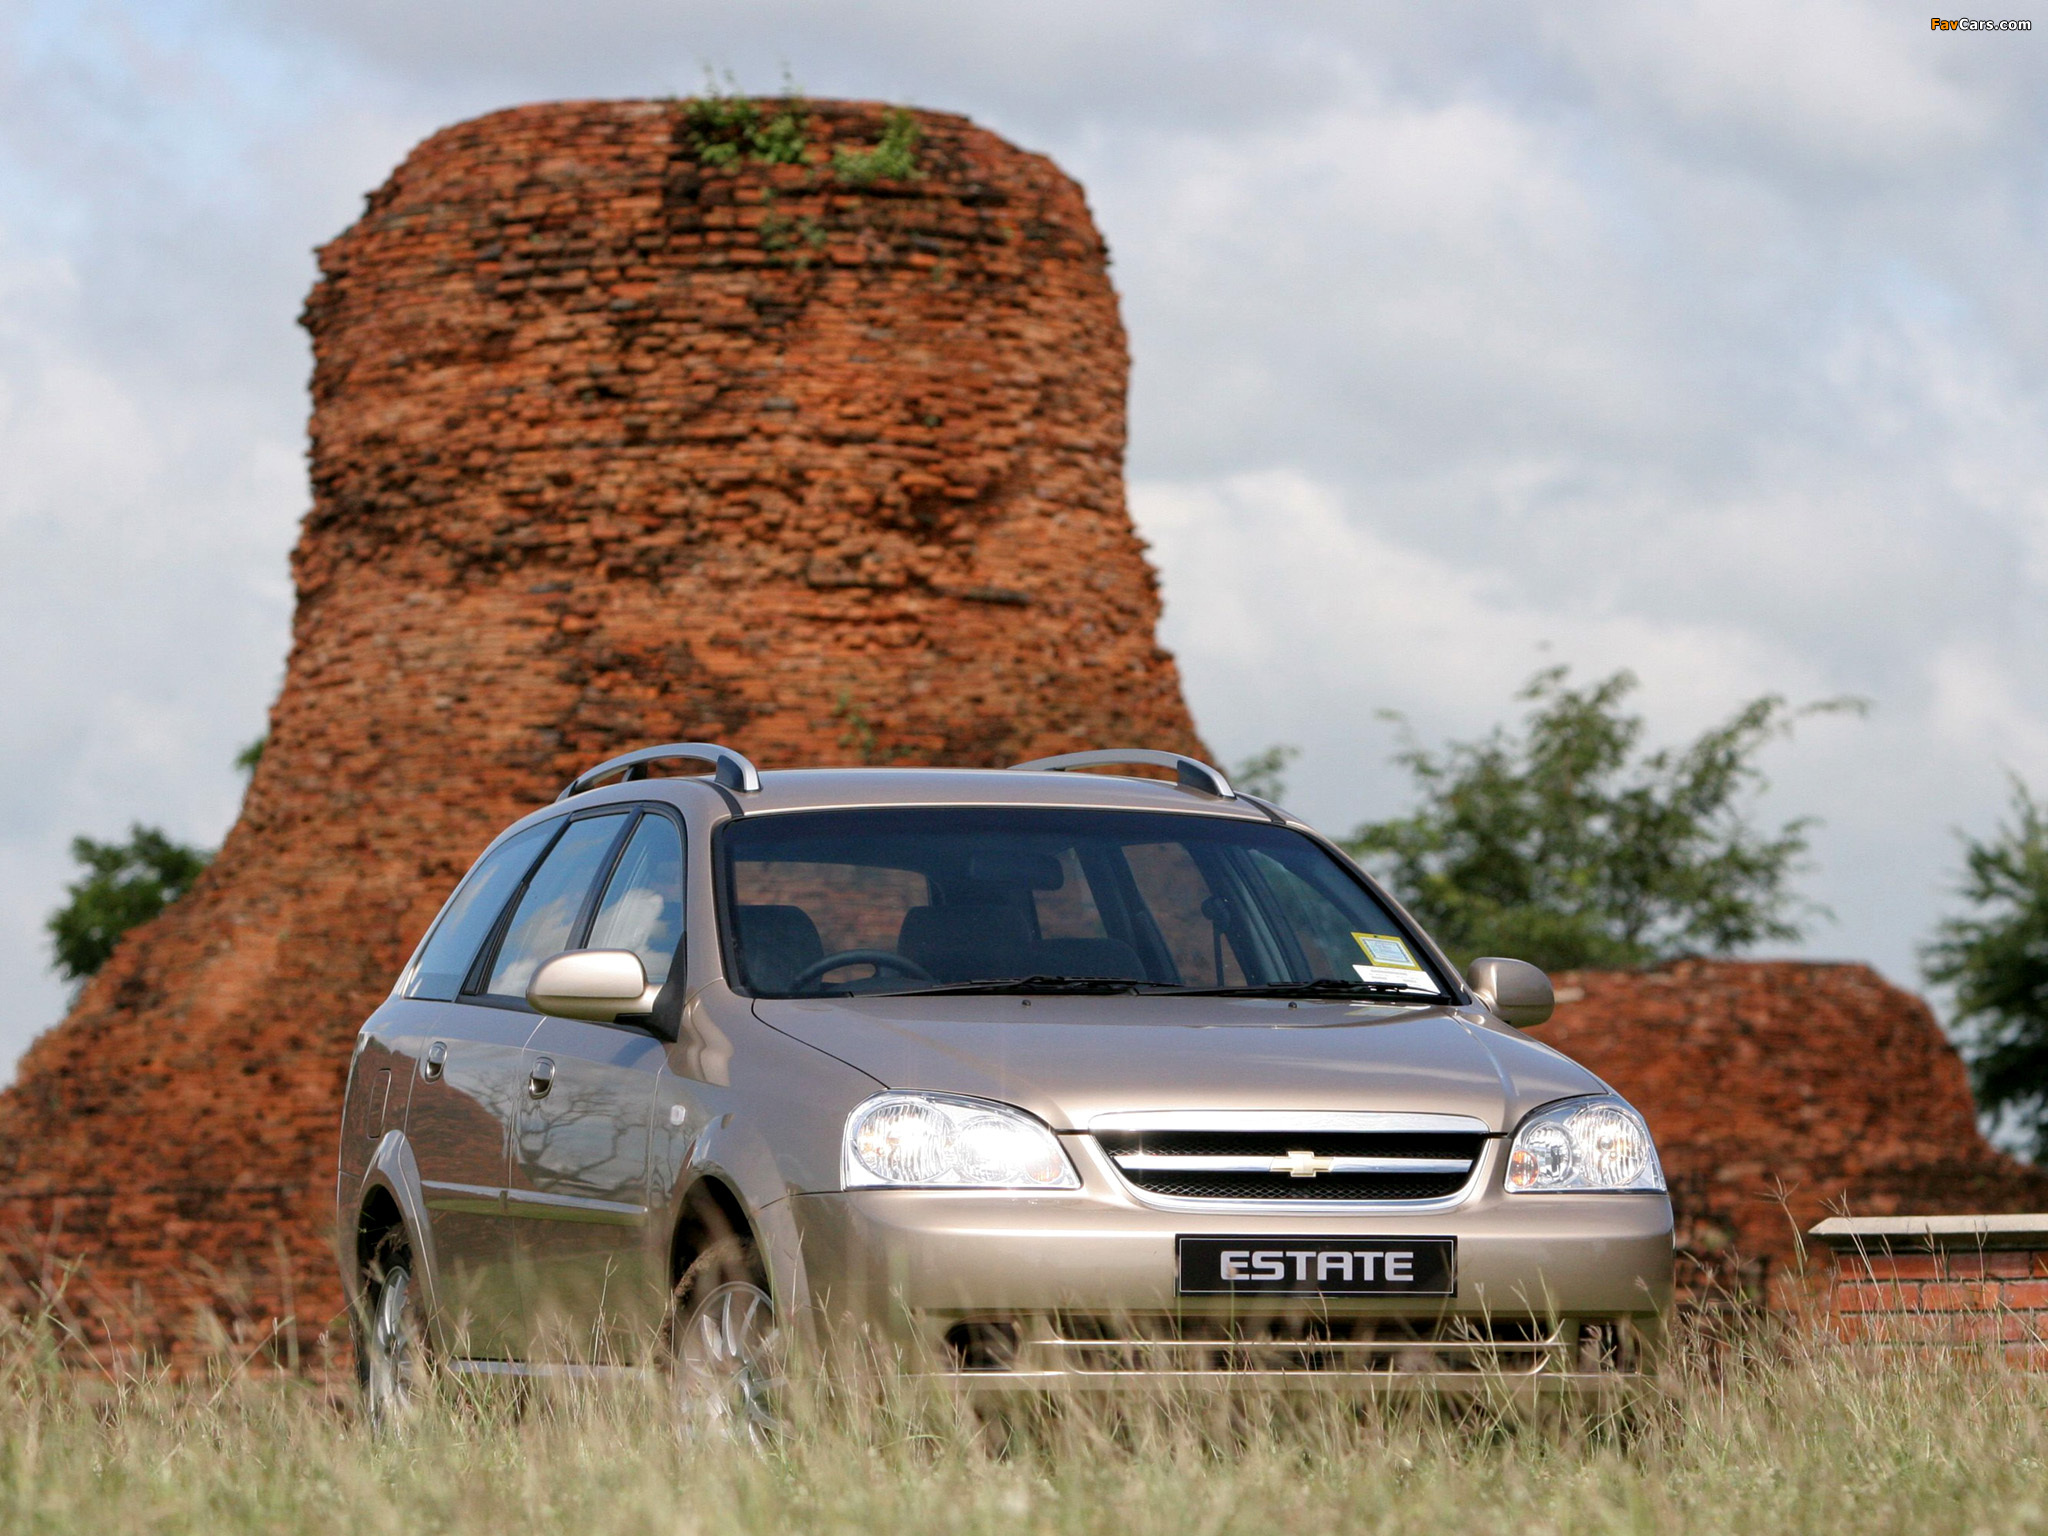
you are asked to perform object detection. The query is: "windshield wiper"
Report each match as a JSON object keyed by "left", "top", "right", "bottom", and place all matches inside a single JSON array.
[
  {"left": 872, "top": 975, "right": 1144, "bottom": 997},
  {"left": 861, "top": 976, "right": 1449, "bottom": 1002},
  {"left": 1155, "top": 978, "right": 1450, "bottom": 1002}
]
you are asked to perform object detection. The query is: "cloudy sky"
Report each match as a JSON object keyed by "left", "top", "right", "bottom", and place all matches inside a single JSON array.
[{"left": 2, "top": 0, "right": 2043, "bottom": 1077}]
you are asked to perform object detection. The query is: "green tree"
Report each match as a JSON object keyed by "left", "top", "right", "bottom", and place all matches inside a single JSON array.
[
  {"left": 1923, "top": 779, "right": 2048, "bottom": 1157},
  {"left": 46, "top": 824, "right": 212, "bottom": 983},
  {"left": 1344, "top": 667, "right": 1856, "bottom": 972},
  {"left": 1230, "top": 745, "right": 1299, "bottom": 803}
]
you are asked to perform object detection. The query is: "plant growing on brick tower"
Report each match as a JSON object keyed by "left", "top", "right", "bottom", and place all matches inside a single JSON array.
[
  {"left": 1923, "top": 778, "right": 2048, "bottom": 1157},
  {"left": 680, "top": 75, "right": 810, "bottom": 168},
  {"left": 1345, "top": 667, "right": 1860, "bottom": 972},
  {"left": 832, "top": 108, "right": 923, "bottom": 185}
]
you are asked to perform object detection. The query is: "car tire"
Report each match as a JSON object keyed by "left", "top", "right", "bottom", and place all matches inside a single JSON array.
[
  {"left": 357, "top": 1229, "right": 426, "bottom": 1434},
  {"left": 670, "top": 1239, "right": 781, "bottom": 1444}
]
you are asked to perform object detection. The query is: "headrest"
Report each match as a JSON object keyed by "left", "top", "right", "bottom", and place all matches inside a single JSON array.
[
  {"left": 897, "top": 903, "right": 1035, "bottom": 982},
  {"left": 732, "top": 903, "right": 825, "bottom": 990},
  {"left": 964, "top": 850, "right": 1065, "bottom": 891}
]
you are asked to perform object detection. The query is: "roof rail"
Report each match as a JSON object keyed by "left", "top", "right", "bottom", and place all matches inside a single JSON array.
[
  {"left": 557, "top": 742, "right": 762, "bottom": 801},
  {"left": 1009, "top": 749, "right": 1235, "bottom": 799}
]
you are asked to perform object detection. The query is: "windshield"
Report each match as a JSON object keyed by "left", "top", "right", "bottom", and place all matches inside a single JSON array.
[{"left": 719, "top": 806, "right": 1453, "bottom": 1000}]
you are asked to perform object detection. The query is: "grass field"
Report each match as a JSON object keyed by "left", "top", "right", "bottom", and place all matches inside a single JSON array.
[{"left": 0, "top": 1318, "right": 2041, "bottom": 1535}]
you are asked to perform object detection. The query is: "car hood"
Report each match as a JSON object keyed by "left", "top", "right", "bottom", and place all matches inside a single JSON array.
[{"left": 750, "top": 994, "right": 1610, "bottom": 1133}]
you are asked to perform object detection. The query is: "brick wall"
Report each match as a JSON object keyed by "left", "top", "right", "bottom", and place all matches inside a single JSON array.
[{"left": 1812, "top": 1217, "right": 2048, "bottom": 1365}]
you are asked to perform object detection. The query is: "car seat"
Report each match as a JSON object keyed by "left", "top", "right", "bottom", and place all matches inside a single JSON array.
[{"left": 733, "top": 904, "right": 826, "bottom": 992}]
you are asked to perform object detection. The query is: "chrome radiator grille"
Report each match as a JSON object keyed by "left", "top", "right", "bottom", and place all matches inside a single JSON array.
[{"left": 1094, "top": 1129, "right": 1484, "bottom": 1202}]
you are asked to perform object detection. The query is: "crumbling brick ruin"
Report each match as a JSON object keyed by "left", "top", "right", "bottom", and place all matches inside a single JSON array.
[
  {"left": 0, "top": 99, "right": 2031, "bottom": 1366},
  {"left": 0, "top": 99, "right": 1203, "bottom": 1364},
  {"left": 1547, "top": 961, "right": 2048, "bottom": 1300}
]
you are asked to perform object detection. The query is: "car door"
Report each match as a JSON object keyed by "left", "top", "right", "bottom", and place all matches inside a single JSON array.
[
  {"left": 397, "top": 818, "right": 557, "bottom": 1360},
  {"left": 416, "top": 807, "right": 634, "bottom": 1358},
  {"left": 509, "top": 807, "right": 681, "bottom": 1361}
]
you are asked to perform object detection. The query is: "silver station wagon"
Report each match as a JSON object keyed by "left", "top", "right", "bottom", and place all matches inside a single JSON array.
[{"left": 337, "top": 745, "right": 1672, "bottom": 1428}]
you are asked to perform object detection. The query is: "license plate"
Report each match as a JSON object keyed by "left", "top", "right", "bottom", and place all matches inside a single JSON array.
[{"left": 1177, "top": 1236, "right": 1456, "bottom": 1296}]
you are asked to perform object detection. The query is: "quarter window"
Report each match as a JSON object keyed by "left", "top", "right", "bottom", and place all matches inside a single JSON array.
[{"left": 405, "top": 822, "right": 555, "bottom": 1001}]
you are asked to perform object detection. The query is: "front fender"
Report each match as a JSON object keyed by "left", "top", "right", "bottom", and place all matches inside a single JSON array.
[{"left": 667, "top": 1116, "right": 814, "bottom": 1327}]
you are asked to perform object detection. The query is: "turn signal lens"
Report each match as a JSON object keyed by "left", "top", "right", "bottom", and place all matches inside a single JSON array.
[
  {"left": 1505, "top": 1097, "right": 1664, "bottom": 1194},
  {"left": 843, "top": 1093, "right": 1080, "bottom": 1190}
]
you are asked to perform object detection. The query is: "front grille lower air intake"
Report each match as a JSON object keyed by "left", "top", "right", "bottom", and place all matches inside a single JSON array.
[{"left": 1091, "top": 1112, "right": 1488, "bottom": 1203}]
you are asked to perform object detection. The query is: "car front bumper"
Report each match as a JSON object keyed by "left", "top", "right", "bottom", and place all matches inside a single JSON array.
[{"left": 783, "top": 1138, "right": 1674, "bottom": 1393}]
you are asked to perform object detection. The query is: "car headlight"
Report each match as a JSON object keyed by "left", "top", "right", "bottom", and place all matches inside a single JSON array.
[
  {"left": 842, "top": 1092, "right": 1080, "bottom": 1190},
  {"left": 1505, "top": 1095, "right": 1665, "bottom": 1193}
]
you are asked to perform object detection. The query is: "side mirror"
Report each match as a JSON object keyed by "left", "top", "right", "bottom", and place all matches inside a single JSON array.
[
  {"left": 526, "top": 949, "right": 655, "bottom": 1024},
  {"left": 1464, "top": 957, "right": 1555, "bottom": 1029}
]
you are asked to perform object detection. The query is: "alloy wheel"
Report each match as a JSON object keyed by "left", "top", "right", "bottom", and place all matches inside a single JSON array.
[
  {"left": 675, "top": 1276, "right": 780, "bottom": 1443},
  {"left": 362, "top": 1261, "right": 423, "bottom": 1433}
]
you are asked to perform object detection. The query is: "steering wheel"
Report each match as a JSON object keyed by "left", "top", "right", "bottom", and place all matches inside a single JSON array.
[{"left": 787, "top": 950, "right": 935, "bottom": 992}]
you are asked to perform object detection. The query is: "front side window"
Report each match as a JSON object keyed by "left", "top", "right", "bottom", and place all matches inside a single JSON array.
[
  {"left": 720, "top": 807, "right": 1451, "bottom": 1001},
  {"left": 482, "top": 813, "right": 631, "bottom": 998},
  {"left": 588, "top": 813, "right": 686, "bottom": 987},
  {"left": 406, "top": 821, "right": 556, "bottom": 1001}
]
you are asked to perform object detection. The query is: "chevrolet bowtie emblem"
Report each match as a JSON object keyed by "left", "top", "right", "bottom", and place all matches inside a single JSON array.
[{"left": 1274, "top": 1149, "right": 1336, "bottom": 1178}]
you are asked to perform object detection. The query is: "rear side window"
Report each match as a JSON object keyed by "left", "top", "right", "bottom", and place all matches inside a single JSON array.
[
  {"left": 482, "top": 813, "right": 631, "bottom": 998},
  {"left": 406, "top": 822, "right": 556, "bottom": 1001},
  {"left": 588, "top": 814, "right": 686, "bottom": 987}
]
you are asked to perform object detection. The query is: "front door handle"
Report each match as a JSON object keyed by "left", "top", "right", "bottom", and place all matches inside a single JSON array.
[
  {"left": 527, "top": 1056, "right": 556, "bottom": 1100},
  {"left": 423, "top": 1040, "right": 447, "bottom": 1082}
]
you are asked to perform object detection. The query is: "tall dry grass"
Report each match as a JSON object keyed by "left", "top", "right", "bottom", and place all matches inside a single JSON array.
[{"left": 0, "top": 1312, "right": 2041, "bottom": 1534}]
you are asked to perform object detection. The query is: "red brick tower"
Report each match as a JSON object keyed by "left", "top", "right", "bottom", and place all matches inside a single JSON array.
[{"left": 0, "top": 99, "right": 1205, "bottom": 1362}]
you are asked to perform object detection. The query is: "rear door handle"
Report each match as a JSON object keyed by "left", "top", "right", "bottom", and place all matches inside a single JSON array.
[
  {"left": 527, "top": 1056, "right": 556, "bottom": 1100},
  {"left": 423, "top": 1040, "right": 447, "bottom": 1082}
]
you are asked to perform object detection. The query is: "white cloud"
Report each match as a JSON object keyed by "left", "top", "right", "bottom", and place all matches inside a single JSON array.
[
  {"left": 1544, "top": 0, "right": 1996, "bottom": 176},
  {"left": 1135, "top": 467, "right": 1823, "bottom": 758}
]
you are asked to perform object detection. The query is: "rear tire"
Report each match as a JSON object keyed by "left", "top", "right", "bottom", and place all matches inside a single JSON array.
[
  {"left": 670, "top": 1240, "right": 780, "bottom": 1444},
  {"left": 357, "top": 1230, "right": 425, "bottom": 1434}
]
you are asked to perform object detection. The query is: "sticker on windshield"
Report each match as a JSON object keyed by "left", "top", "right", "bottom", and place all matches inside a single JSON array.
[
  {"left": 1353, "top": 933, "right": 1421, "bottom": 969},
  {"left": 1352, "top": 964, "right": 1439, "bottom": 991}
]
